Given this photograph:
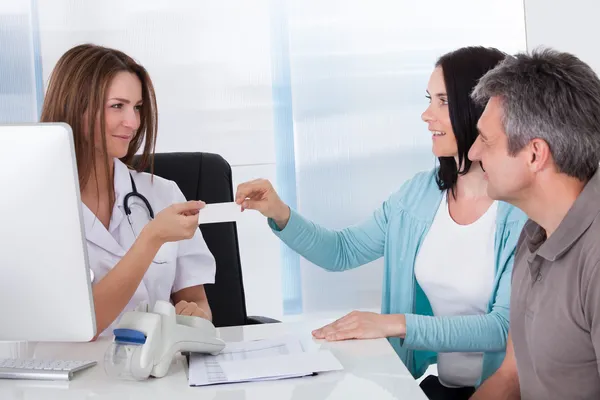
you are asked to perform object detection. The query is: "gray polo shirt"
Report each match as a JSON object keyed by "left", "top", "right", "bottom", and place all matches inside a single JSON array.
[{"left": 510, "top": 170, "right": 600, "bottom": 399}]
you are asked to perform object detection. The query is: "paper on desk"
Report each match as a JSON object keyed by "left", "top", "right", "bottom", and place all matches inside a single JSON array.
[
  {"left": 199, "top": 202, "right": 241, "bottom": 224},
  {"left": 188, "top": 336, "right": 343, "bottom": 386}
]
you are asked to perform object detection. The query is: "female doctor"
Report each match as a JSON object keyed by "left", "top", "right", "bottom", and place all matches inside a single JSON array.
[{"left": 40, "top": 44, "right": 216, "bottom": 337}]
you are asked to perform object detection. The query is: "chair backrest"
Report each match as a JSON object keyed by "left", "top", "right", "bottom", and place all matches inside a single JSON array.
[{"left": 133, "top": 152, "right": 248, "bottom": 327}]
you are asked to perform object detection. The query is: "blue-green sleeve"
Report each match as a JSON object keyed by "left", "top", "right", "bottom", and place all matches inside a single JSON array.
[{"left": 267, "top": 199, "right": 393, "bottom": 271}]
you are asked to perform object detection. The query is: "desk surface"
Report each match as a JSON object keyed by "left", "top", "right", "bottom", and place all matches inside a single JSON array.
[{"left": 0, "top": 319, "right": 427, "bottom": 400}]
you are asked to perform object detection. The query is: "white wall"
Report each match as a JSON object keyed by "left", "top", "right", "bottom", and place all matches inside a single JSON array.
[{"left": 524, "top": 0, "right": 600, "bottom": 71}]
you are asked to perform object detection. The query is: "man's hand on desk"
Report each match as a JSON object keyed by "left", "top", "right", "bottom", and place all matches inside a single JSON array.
[{"left": 312, "top": 311, "right": 406, "bottom": 341}]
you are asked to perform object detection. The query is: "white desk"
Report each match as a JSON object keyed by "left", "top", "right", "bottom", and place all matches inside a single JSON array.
[{"left": 0, "top": 320, "right": 427, "bottom": 400}]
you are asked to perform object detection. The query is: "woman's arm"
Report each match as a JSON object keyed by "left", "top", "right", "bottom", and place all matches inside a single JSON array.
[
  {"left": 403, "top": 311, "right": 509, "bottom": 352},
  {"left": 92, "top": 228, "right": 162, "bottom": 338},
  {"left": 91, "top": 201, "right": 203, "bottom": 338},
  {"left": 236, "top": 177, "right": 423, "bottom": 272},
  {"left": 268, "top": 205, "right": 390, "bottom": 271}
]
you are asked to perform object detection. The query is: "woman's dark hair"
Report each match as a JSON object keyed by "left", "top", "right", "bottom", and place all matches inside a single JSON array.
[{"left": 435, "top": 46, "right": 506, "bottom": 194}]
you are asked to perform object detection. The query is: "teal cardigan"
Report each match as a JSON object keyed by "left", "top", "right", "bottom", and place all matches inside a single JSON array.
[{"left": 268, "top": 169, "right": 527, "bottom": 386}]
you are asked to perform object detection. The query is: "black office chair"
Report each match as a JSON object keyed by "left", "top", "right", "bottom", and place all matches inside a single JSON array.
[{"left": 133, "top": 152, "right": 279, "bottom": 327}]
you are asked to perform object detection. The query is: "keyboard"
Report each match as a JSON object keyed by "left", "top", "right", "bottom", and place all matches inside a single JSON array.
[{"left": 0, "top": 358, "right": 97, "bottom": 381}]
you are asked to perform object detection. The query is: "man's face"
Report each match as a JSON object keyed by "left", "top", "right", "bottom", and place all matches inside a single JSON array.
[{"left": 468, "top": 96, "right": 533, "bottom": 202}]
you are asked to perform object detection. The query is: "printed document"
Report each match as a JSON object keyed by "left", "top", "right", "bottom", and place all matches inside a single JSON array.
[{"left": 188, "top": 336, "right": 343, "bottom": 386}]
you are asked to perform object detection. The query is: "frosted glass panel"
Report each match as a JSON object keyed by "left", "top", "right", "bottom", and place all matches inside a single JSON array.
[
  {"left": 288, "top": 0, "right": 527, "bottom": 313},
  {"left": 36, "top": 0, "right": 276, "bottom": 166},
  {"left": 2, "top": 0, "right": 528, "bottom": 317},
  {"left": 0, "top": 1, "right": 39, "bottom": 123}
]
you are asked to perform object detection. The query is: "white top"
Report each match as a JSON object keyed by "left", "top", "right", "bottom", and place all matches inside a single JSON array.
[
  {"left": 82, "top": 159, "right": 216, "bottom": 336},
  {"left": 414, "top": 191, "right": 497, "bottom": 388},
  {"left": 0, "top": 320, "right": 428, "bottom": 400}
]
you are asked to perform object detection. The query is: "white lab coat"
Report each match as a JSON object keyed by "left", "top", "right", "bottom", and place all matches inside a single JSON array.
[{"left": 82, "top": 158, "right": 216, "bottom": 336}]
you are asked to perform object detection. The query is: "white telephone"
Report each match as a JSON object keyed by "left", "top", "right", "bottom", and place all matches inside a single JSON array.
[{"left": 104, "top": 300, "right": 226, "bottom": 380}]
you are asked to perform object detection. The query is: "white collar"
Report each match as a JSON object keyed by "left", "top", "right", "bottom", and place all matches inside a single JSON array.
[{"left": 80, "top": 158, "right": 134, "bottom": 257}]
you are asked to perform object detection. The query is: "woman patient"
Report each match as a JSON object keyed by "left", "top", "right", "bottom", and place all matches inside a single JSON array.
[{"left": 236, "top": 47, "right": 527, "bottom": 399}]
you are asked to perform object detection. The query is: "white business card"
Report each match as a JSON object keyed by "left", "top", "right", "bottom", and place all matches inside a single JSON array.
[{"left": 199, "top": 202, "right": 242, "bottom": 224}]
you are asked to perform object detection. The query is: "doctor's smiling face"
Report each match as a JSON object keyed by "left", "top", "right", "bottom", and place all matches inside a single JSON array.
[
  {"left": 99, "top": 72, "right": 143, "bottom": 159},
  {"left": 40, "top": 44, "right": 158, "bottom": 198}
]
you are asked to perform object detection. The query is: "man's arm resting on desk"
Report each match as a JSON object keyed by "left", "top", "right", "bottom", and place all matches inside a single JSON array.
[{"left": 471, "top": 333, "right": 520, "bottom": 399}]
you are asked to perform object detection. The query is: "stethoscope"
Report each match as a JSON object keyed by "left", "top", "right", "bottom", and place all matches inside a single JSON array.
[
  {"left": 89, "top": 173, "right": 164, "bottom": 284},
  {"left": 124, "top": 172, "right": 154, "bottom": 221},
  {"left": 122, "top": 173, "right": 167, "bottom": 264}
]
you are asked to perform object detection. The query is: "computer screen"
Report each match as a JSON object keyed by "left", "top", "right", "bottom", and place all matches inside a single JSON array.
[{"left": 0, "top": 123, "right": 96, "bottom": 341}]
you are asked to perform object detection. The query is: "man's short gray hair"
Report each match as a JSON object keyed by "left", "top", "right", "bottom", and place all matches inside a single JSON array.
[{"left": 472, "top": 48, "right": 600, "bottom": 181}]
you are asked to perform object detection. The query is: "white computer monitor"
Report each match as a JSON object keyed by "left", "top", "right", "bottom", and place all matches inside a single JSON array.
[{"left": 0, "top": 123, "right": 96, "bottom": 341}]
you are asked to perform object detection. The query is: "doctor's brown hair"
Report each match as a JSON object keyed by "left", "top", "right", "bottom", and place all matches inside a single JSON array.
[{"left": 40, "top": 43, "right": 157, "bottom": 207}]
